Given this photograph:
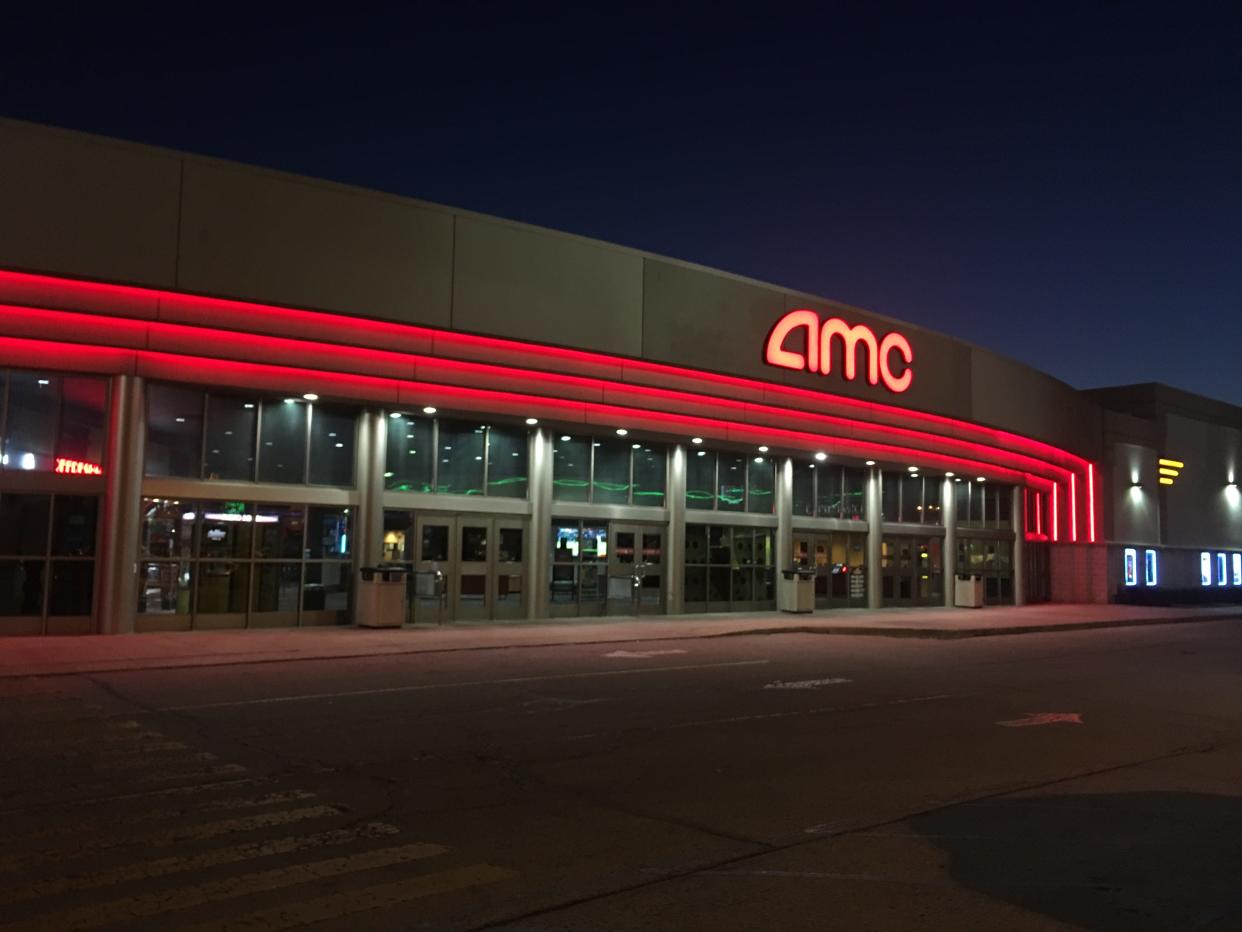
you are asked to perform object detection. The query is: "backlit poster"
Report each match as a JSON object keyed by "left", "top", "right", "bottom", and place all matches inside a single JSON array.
[
  {"left": 1123, "top": 548, "right": 1138, "bottom": 587},
  {"left": 1144, "top": 550, "right": 1157, "bottom": 587}
]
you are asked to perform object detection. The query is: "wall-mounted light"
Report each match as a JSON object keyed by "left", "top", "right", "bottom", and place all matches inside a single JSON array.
[
  {"left": 1129, "top": 482, "right": 1144, "bottom": 502},
  {"left": 1226, "top": 482, "right": 1240, "bottom": 506}
]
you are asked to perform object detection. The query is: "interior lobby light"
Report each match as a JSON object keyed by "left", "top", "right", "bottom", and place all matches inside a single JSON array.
[
  {"left": 758, "top": 445, "right": 769, "bottom": 453},
  {"left": 753, "top": 456, "right": 764, "bottom": 464},
  {"left": 422, "top": 406, "right": 437, "bottom": 415},
  {"left": 525, "top": 417, "right": 538, "bottom": 425},
  {"left": 945, "top": 471, "right": 955, "bottom": 478},
  {"left": 388, "top": 411, "right": 401, "bottom": 418},
  {"left": 560, "top": 435, "right": 571, "bottom": 442},
  {"left": 976, "top": 477, "right": 987, "bottom": 483},
  {"left": 616, "top": 428, "right": 628, "bottom": 436},
  {"left": 283, "top": 398, "right": 297, "bottom": 404},
  {"left": 865, "top": 460, "right": 876, "bottom": 466},
  {"left": 302, "top": 393, "right": 319, "bottom": 401},
  {"left": 814, "top": 452, "right": 827, "bottom": 461},
  {"left": 907, "top": 465, "right": 919, "bottom": 472},
  {"left": 691, "top": 437, "right": 703, "bottom": 445}
]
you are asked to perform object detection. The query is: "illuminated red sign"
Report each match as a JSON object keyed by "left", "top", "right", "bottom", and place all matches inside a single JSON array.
[
  {"left": 54, "top": 457, "right": 102, "bottom": 476},
  {"left": 765, "top": 310, "right": 913, "bottom": 393}
]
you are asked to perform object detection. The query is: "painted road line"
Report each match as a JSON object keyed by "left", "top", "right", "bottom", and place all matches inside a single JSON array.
[
  {"left": 3, "top": 822, "right": 401, "bottom": 905},
  {"left": 2, "top": 842, "right": 448, "bottom": 932},
  {"left": 178, "top": 863, "right": 517, "bottom": 931},
  {"left": 762, "top": 677, "right": 852, "bottom": 690},
  {"left": 0, "top": 804, "right": 346, "bottom": 872},
  {"left": 602, "top": 649, "right": 689, "bottom": 658},
  {"left": 0, "top": 777, "right": 263, "bottom": 817},
  {"left": 666, "top": 693, "right": 955, "bottom": 731},
  {"left": 162, "top": 659, "right": 772, "bottom": 712},
  {"left": 2, "top": 789, "right": 319, "bottom": 846},
  {"left": 996, "top": 712, "right": 1084, "bottom": 727}
]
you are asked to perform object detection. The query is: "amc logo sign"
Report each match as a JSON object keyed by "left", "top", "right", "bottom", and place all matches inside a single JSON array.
[{"left": 764, "top": 309, "right": 914, "bottom": 394}]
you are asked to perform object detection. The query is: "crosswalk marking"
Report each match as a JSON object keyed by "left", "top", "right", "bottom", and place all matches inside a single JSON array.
[
  {"left": 3, "top": 842, "right": 449, "bottom": 931},
  {"left": 179, "top": 862, "right": 517, "bottom": 931},
  {"left": 0, "top": 804, "right": 345, "bottom": 872},
  {"left": 0, "top": 776, "right": 262, "bottom": 817},
  {"left": 2, "top": 822, "right": 401, "bottom": 905}
]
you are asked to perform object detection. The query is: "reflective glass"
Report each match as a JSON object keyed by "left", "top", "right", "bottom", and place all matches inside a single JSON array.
[
  {"left": 498, "top": 527, "right": 523, "bottom": 563},
  {"left": 385, "top": 415, "right": 433, "bottom": 492},
  {"left": 552, "top": 436, "right": 590, "bottom": 502},
  {"left": 308, "top": 405, "right": 355, "bottom": 486},
  {"left": 254, "top": 504, "right": 304, "bottom": 558},
  {"left": 144, "top": 383, "right": 203, "bottom": 478},
  {"left": 58, "top": 376, "right": 107, "bottom": 467},
  {"left": 968, "top": 481, "right": 985, "bottom": 525},
  {"left": 257, "top": 399, "right": 307, "bottom": 484},
  {"left": 0, "top": 494, "right": 50, "bottom": 555},
  {"left": 792, "top": 462, "right": 814, "bottom": 517},
  {"left": 196, "top": 562, "right": 249, "bottom": 614},
  {"left": 816, "top": 466, "right": 843, "bottom": 518},
  {"left": 686, "top": 450, "right": 716, "bottom": 510},
  {"left": 435, "top": 420, "right": 486, "bottom": 495},
  {"left": 900, "top": 474, "right": 922, "bottom": 523},
  {"left": 0, "top": 560, "right": 44, "bottom": 615},
  {"left": 49, "top": 561, "right": 94, "bottom": 615},
  {"left": 5, "top": 372, "right": 60, "bottom": 473},
  {"left": 204, "top": 394, "right": 257, "bottom": 481},
  {"left": 997, "top": 486, "right": 1013, "bottom": 529},
  {"left": 421, "top": 524, "right": 449, "bottom": 561},
  {"left": 747, "top": 458, "right": 774, "bottom": 514},
  {"left": 708, "top": 526, "right": 730, "bottom": 563},
  {"left": 718, "top": 455, "right": 746, "bottom": 512},
  {"left": 307, "top": 507, "right": 350, "bottom": 559},
  {"left": 954, "top": 480, "right": 969, "bottom": 525},
  {"left": 592, "top": 438, "right": 631, "bottom": 504},
  {"left": 632, "top": 445, "right": 665, "bottom": 506},
  {"left": 486, "top": 426, "right": 528, "bottom": 498},
  {"left": 199, "top": 502, "right": 254, "bottom": 559},
  {"left": 842, "top": 467, "right": 866, "bottom": 520},
  {"left": 460, "top": 525, "right": 488, "bottom": 562},
  {"left": 581, "top": 526, "right": 607, "bottom": 561},
  {"left": 303, "top": 562, "right": 350, "bottom": 613},
  {"left": 51, "top": 496, "right": 98, "bottom": 556},
  {"left": 881, "top": 472, "right": 900, "bottom": 522},
  {"left": 138, "top": 561, "right": 192, "bottom": 614},
  {"left": 141, "top": 498, "right": 196, "bottom": 559},
  {"left": 684, "top": 524, "right": 708, "bottom": 565},
  {"left": 252, "top": 563, "right": 300, "bottom": 613},
  {"left": 382, "top": 510, "right": 411, "bottom": 562}
]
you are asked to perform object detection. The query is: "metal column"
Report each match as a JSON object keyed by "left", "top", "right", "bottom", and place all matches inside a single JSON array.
[
  {"left": 775, "top": 457, "right": 793, "bottom": 576},
  {"left": 1012, "top": 486, "right": 1026, "bottom": 606},
  {"left": 527, "top": 428, "right": 553, "bottom": 620},
  {"left": 353, "top": 409, "right": 387, "bottom": 623},
  {"left": 665, "top": 444, "right": 687, "bottom": 615},
  {"left": 866, "top": 467, "right": 882, "bottom": 610},
  {"left": 97, "top": 374, "right": 144, "bottom": 634},
  {"left": 942, "top": 476, "right": 957, "bottom": 608}
]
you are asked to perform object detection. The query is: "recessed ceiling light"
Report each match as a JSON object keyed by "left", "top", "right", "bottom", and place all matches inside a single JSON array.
[
  {"left": 244, "top": 403, "right": 255, "bottom": 409},
  {"left": 525, "top": 417, "right": 539, "bottom": 425},
  {"left": 302, "top": 393, "right": 319, "bottom": 401},
  {"left": 422, "top": 406, "right": 437, "bottom": 415},
  {"left": 175, "top": 417, "right": 185, "bottom": 423},
  {"left": 616, "top": 428, "right": 628, "bottom": 436},
  {"left": 758, "top": 445, "right": 769, "bottom": 453},
  {"left": 753, "top": 456, "right": 764, "bottom": 464},
  {"left": 976, "top": 476, "right": 987, "bottom": 483},
  {"left": 632, "top": 443, "right": 641, "bottom": 449},
  {"left": 37, "top": 379, "right": 50, "bottom": 386},
  {"left": 691, "top": 437, "right": 703, "bottom": 445},
  {"left": 388, "top": 411, "right": 401, "bottom": 419},
  {"left": 954, "top": 477, "right": 962, "bottom": 482},
  {"left": 696, "top": 450, "right": 707, "bottom": 457},
  {"left": 334, "top": 442, "right": 344, "bottom": 448},
  {"left": 283, "top": 398, "right": 297, "bottom": 404},
  {"left": 908, "top": 465, "right": 919, "bottom": 472},
  {"left": 945, "top": 471, "right": 955, "bottom": 478},
  {"left": 814, "top": 452, "right": 827, "bottom": 462},
  {"left": 865, "top": 460, "right": 876, "bottom": 466},
  {"left": 560, "top": 435, "right": 571, "bottom": 442}
]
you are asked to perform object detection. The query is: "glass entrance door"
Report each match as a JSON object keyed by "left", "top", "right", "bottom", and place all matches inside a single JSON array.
[
  {"left": 607, "top": 523, "right": 665, "bottom": 615},
  {"left": 411, "top": 514, "right": 528, "bottom": 625},
  {"left": 413, "top": 514, "right": 452, "bottom": 626},
  {"left": 881, "top": 535, "right": 943, "bottom": 606},
  {"left": 794, "top": 530, "right": 867, "bottom": 610}
]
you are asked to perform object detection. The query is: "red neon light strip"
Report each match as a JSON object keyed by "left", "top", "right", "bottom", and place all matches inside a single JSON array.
[
  {"left": 0, "top": 268, "right": 1093, "bottom": 472},
  {"left": 1051, "top": 483, "right": 1059, "bottom": 542},
  {"left": 1069, "top": 473, "right": 1078, "bottom": 543},
  {"left": 1087, "top": 463, "right": 1096, "bottom": 543},
  {"left": 1035, "top": 491, "right": 1042, "bottom": 536},
  {"left": 0, "top": 306, "right": 1076, "bottom": 487}
]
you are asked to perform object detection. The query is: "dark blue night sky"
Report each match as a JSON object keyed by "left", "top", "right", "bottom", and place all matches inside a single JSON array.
[{"left": 3, "top": 4, "right": 1239, "bottom": 402}]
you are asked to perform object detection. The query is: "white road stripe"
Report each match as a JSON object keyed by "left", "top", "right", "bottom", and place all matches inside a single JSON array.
[
  {"left": 162, "top": 659, "right": 772, "bottom": 711},
  {"left": 3, "top": 822, "right": 401, "bottom": 905},
  {"left": 0, "top": 804, "right": 344, "bottom": 873},
  {"left": 178, "top": 862, "right": 516, "bottom": 931},
  {"left": 2, "top": 842, "right": 447, "bottom": 931},
  {"left": 666, "top": 693, "right": 954, "bottom": 730}
]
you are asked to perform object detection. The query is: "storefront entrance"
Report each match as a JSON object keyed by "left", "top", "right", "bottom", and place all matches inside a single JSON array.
[
  {"left": 793, "top": 530, "right": 867, "bottom": 609},
  {"left": 397, "top": 513, "right": 526, "bottom": 625},
  {"left": 957, "top": 536, "right": 1015, "bottom": 605},
  {"left": 550, "top": 520, "right": 665, "bottom": 617},
  {"left": 881, "top": 535, "right": 944, "bottom": 606}
]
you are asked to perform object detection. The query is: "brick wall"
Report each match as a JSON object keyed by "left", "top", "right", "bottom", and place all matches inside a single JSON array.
[{"left": 1050, "top": 544, "right": 1110, "bottom": 603}]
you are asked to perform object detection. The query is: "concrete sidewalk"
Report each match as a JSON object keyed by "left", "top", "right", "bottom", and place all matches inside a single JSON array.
[{"left": 1, "top": 603, "right": 1239, "bottom": 678}]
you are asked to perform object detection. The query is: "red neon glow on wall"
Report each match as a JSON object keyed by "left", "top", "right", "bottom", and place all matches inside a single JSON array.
[
  {"left": 1087, "top": 463, "right": 1096, "bottom": 543},
  {"left": 1070, "top": 473, "right": 1078, "bottom": 543},
  {"left": 1051, "top": 483, "right": 1059, "bottom": 542},
  {"left": 55, "top": 457, "right": 103, "bottom": 476},
  {"left": 764, "top": 310, "right": 914, "bottom": 393}
]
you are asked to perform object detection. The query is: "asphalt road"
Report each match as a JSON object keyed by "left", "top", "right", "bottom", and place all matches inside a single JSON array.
[{"left": 3, "top": 619, "right": 1241, "bottom": 931}]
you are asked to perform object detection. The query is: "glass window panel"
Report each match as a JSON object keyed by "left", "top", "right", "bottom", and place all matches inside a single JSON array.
[
  {"left": 382, "top": 510, "right": 411, "bottom": 562},
  {"left": 641, "top": 533, "right": 662, "bottom": 565},
  {"left": 842, "top": 467, "right": 866, "bottom": 521},
  {"left": 686, "top": 450, "right": 716, "bottom": 510},
  {"left": 196, "top": 562, "right": 250, "bottom": 614},
  {"left": 755, "top": 530, "right": 773, "bottom": 567},
  {"left": 718, "top": 455, "right": 746, "bottom": 512},
  {"left": 580, "top": 563, "right": 605, "bottom": 604},
  {"left": 581, "top": 526, "right": 607, "bottom": 561},
  {"left": 592, "top": 438, "right": 631, "bottom": 504},
  {"left": 923, "top": 478, "right": 943, "bottom": 526},
  {"left": 498, "top": 528, "right": 523, "bottom": 563},
  {"left": 138, "top": 561, "right": 192, "bottom": 614},
  {"left": 460, "top": 525, "right": 488, "bottom": 562},
  {"left": 816, "top": 466, "right": 843, "bottom": 518},
  {"left": 614, "top": 531, "right": 635, "bottom": 564},
  {"left": 552, "top": 524, "right": 579, "bottom": 562},
  {"left": 954, "top": 480, "right": 969, "bottom": 525},
  {"left": 51, "top": 495, "right": 98, "bottom": 556},
  {"left": 708, "top": 566, "right": 730, "bottom": 601},
  {"left": 307, "top": 507, "right": 350, "bottom": 560},
  {"left": 141, "top": 498, "right": 196, "bottom": 559},
  {"left": 997, "top": 486, "right": 1013, "bottom": 529},
  {"left": 486, "top": 426, "right": 528, "bottom": 498},
  {"left": 435, "top": 420, "right": 486, "bottom": 495},
  {"left": 747, "top": 458, "right": 774, "bottom": 514},
  {"left": 257, "top": 399, "right": 307, "bottom": 484},
  {"left": 0, "top": 560, "right": 44, "bottom": 615},
  {"left": 254, "top": 504, "right": 304, "bottom": 559},
  {"left": 252, "top": 562, "right": 300, "bottom": 613},
  {"left": 552, "top": 436, "right": 591, "bottom": 503},
  {"left": 733, "top": 528, "right": 755, "bottom": 565},
  {"left": 57, "top": 376, "right": 107, "bottom": 467},
  {"left": 203, "top": 394, "right": 257, "bottom": 481},
  {"left": 303, "top": 562, "right": 350, "bottom": 612},
  {"left": 708, "top": 526, "right": 730, "bottom": 564},
  {"left": 731, "top": 566, "right": 754, "bottom": 601},
  {"left": 421, "top": 524, "right": 449, "bottom": 561},
  {"left": 792, "top": 462, "right": 814, "bottom": 518},
  {"left": 550, "top": 563, "right": 577, "bottom": 603},
  {"left": 632, "top": 445, "right": 665, "bottom": 506},
  {"left": 900, "top": 474, "right": 923, "bottom": 523},
  {"left": 199, "top": 501, "right": 253, "bottom": 559},
  {"left": 48, "top": 561, "right": 94, "bottom": 616},
  {"left": 968, "top": 481, "right": 985, "bottom": 525},
  {"left": 684, "top": 565, "right": 707, "bottom": 602},
  {"left": 5, "top": 372, "right": 61, "bottom": 473},
  {"left": 308, "top": 405, "right": 356, "bottom": 487},
  {"left": 684, "top": 524, "right": 708, "bottom": 565},
  {"left": 881, "top": 472, "right": 899, "bottom": 522},
  {"left": 385, "top": 415, "right": 433, "bottom": 492},
  {"left": 144, "top": 383, "right": 203, "bottom": 478},
  {"left": 0, "top": 494, "right": 50, "bottom": 555}
]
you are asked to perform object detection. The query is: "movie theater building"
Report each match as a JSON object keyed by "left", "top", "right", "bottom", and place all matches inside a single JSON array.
[{"left": 0, "top": 118, "right": 1239, "bottom": 635}]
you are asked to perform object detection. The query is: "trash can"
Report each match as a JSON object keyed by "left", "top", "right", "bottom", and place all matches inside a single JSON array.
[
  {"left": 954, "top": 573, "right": 984, "bottom": 608},
  {"left": 778, "top": 568, "right": 816, "bottom": 613},
  {"left": 356, "top": 565, "right": 411, "bottom": 628}
]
